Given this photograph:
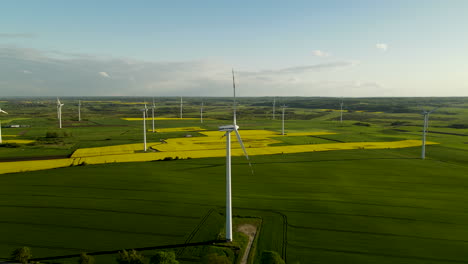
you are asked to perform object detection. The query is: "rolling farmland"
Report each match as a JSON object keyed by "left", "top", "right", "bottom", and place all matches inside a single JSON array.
[{"left": 0, "top": 97, "right": 467, "bottom": 263}]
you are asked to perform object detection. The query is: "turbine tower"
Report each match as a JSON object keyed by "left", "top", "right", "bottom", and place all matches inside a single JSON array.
[
  {"left": 0, "top": 107, "right": 8, "bottom": 144},
  {"left": 218, "top": 69, "right": 251, "bottom": 242},
  {"left": 57, "top": 98, "right": 64, "bottom": 128},
  {"left": 281, "top": 104, "right": 287, "bottom": 135},
  {"left": 78, "top": 100, "right": 81, "bottom": 122},
  {"left": 180, "top": 97, "right": 183, "bottom": 119},
  {"left": 272, "top": 97, "right": 276, "bottom": 120},
  {"left": 421, "top": 107, "right": 438, "bottom": 160},
  {"left": 151, "top": 98, "right": 156, "bottom": 133},
  {"left": 200, "top": 101, "right": 204, "bottom": 124},
  {"left": 141, "top": 104, "right": 148, "bottom": 151}
]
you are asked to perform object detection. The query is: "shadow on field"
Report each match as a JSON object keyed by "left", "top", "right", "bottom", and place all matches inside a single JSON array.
[{"left": 28, "top": 240, "right": 228, "bottom": 262}]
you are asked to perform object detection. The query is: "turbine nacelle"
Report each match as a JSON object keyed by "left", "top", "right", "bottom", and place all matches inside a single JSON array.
[{"left": 219, "top": 124, "right": 239, "bottom": 132}]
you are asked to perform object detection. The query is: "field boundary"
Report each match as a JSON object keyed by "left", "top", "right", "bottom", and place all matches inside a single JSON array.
[
  {"left": 177, "top": 208, "right": 216, "bottom": 256},
  {"left": 232, "top": 207, "right": 288, "bottom": 262},
  {"left": 29, "top": 240, "right": 229, "bottom": 262}
]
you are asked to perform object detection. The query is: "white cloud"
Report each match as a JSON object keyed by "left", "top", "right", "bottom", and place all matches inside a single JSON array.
[
  {"left": 98, "top": 71, "right": 110, "bottom": 78},
  {"left": 22, "top": 70, "right": 32, "bottom": 74},
  {"left": 0, "top": 46, "right": 377, "bottom": 97},
  {"left": 312, "top": 50, "right": 330, "bottom": 57},
  {"left": 239, "top": 61, "right": 357, "bottom": 77},
  {"left": 376, "top": 43, "right": 388, "bottom": 51}
]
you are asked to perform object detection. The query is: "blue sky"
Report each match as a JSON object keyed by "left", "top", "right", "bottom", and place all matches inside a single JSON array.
[{"left": 1, "top": 0, "right": 467, "bottom": 96}]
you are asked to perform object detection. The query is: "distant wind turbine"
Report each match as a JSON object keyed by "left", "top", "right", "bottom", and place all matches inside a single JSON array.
[
  {"left": 421, "top": 107, "right": 438, "bottom": 160},
  {"left": 57, "top": 98, "right": 64, "bottom": 128},
  {"left": 218, "top": 69, "right": 252, "bottom": 242},
  {"left": 281, "top": 104, "right": 287, "bottom": 135},
  {"left": 0, "top": 107, "right": 8, "bottom": 144},
  {"left": 200, "top": 101, "right": 204, "bottom": 124},
  {"left": 151, "top": 98, "right": 156, "bottom": 133},
  {"left": 78, "top": 100, "right": 81, "bottom": 122},
  {"left": 141, "top": 103, "right": 148, "bottom": 151}
]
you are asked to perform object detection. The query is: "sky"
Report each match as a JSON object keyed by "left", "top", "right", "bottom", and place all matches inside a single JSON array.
[{"left": 1, "top": 0, "right": 467, "bottom": 97}]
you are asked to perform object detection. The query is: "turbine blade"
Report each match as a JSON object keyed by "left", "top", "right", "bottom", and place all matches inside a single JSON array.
[
  {"left": 0, "top": 110, "right": 8, "bottom": 114},
  {"left": 234, "top": 128, "right": 254, "bottom": 175},
  {"left": 232, "top": 69, "right": 237, "bottom": 125}
]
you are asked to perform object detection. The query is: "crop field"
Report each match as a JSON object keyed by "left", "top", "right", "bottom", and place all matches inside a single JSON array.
[
  {"left": 1, "top": 127, "right": 437, "bottom": 174},
  {"left": 122, "top": 118, "right": 203, "bottom": 121},
  {"left": 1, "top": 149, "right": 468, "bottom": 264},
  {"left": 0, "top": 97, "right": 467, "bottom": 263}
]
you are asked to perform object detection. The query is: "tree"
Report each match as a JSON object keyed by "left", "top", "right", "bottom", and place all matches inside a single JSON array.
[
  {"left": 149, "top": 251, "right": 179, "bottom": 264},
  {"left": 78, "top": 252, "right": 95, "bottom": 264},
  {"left": 11, "top": 247, "right": 32, "bottom": 264},
  {"left": 116, "top": 249, "right": 145, "bottom": 264},
  {"left": 260, "top": 251, "right": 285, "bottom": 264}
]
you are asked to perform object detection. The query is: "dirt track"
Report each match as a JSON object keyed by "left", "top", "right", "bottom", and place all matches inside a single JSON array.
[{"left": 238, "top": 224, "right": 258, "bottom": 264}]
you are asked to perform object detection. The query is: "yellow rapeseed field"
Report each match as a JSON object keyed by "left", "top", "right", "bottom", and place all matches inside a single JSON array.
[
  {"left": 71, "top": 142, "right": 159, "bottom": 157},
  {"left": 0, "top": 159, "right": 73, "bottom": 175},
  {"left": 122, "top": 117, "right": 203, "bottom": 121},
  {"left": 0, "top": 128, "right": 438, "bottom": 174},
  {"left": 154, "top": 127, "right": 206, "bottom": 133},
  {"left": 2, "top": 139, "right": 35, "bottom": 144},
  {"left": 320, "top": 109, "right": 349, "bottom": 112}
]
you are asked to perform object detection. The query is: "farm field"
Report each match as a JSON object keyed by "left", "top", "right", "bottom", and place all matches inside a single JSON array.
[
  {"left": 0, "top": 97, "right": 468, "bottom": 263},
  {"left": 1, "top": 149, "right": 468, "bottom": 264}
]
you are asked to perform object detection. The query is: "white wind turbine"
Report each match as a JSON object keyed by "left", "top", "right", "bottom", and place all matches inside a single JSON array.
[
  {"left": 0, "top": 107, "right": 8, "bottom": 144},
  {"left": 78, "top": 100, "right": 81, "bottom": 122},
  {"left": 57, "top": 98, "right": 64, "bottom": 128},
  {"left": 151, "top": 98, "right": 156, "bottom": 133},
  {"left": 281, "top": 104, "right": 287, "bottom": 135},
  {"left": 141, "top": 103, "right": 148, "bottom": 151},
  {"left": 200, "top": 101, "right": 204, "bottom": 124},
  {"left": 421, "top": 107, "right": 438, "bottom": 160},
  {"left": 180, "top": 97, "right": 183, "bottom": 119},
  {"left": 219, "top": 69, "right": 252, "bottom": 242}
]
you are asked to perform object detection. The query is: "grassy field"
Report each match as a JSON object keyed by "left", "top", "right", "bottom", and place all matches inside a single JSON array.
[
  {"left": 1, "top": 97, "right": 468, "bottom": 263},
  {"left": 1, "top": 148, "right": 468, "bottom": 263}
]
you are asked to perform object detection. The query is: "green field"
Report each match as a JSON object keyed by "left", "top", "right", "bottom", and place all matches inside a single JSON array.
[{"left": 1, "top": 97, "right": 468, "bottom": 263}]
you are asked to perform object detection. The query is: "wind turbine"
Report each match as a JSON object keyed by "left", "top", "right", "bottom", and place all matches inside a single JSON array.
[
  {"left": 281, "top": 104, "right": 287, "bottom": 135},
  {"left": 151, "top": 98, "right": 156, "bottom": 133},
  {"left": 272, "top": 97, "right": 276, "bottom": 120},
  {"left": 340, "top": 98, "right": 344, "bottom": 125},
  {"left": 421, "top": 107, "right": 438, "bottom": 160},
  {"left": 141, "top": 103, "right": 148, "bottom": 151},
  {"left": 0, "top": 107, "right": 8, "bottom": 144},
  {"left": 218, "top": 69, "right": 252, "bottom": 242},
  {"left": 200, "top": 101, "right": 204, "bottom": 124},
  {"left": 180, "top": 97, "right": 183, "bottom": 119},
  {"left": 78, "top": 100, "right": 81, "bottom": 122},
  {"left": 57, "top": 98, "right": 64, "bottom": 128}
]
